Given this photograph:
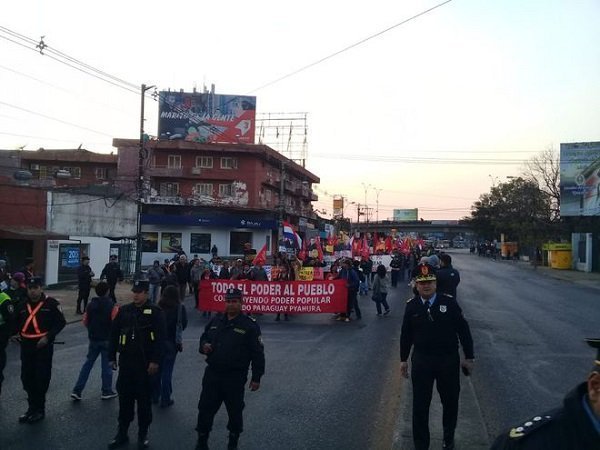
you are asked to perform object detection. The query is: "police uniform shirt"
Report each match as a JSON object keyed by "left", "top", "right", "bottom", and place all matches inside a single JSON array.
[
  {"left": 200, "top": 313, "right": 265, "bottom": 382},
  {"left": 491, "top": 382, "right": 600, "bottom": 449},
  {"left": 109, "top": 302, "right": 166, "bottom": 369},
  {"left": 13, "top": 294, "right": 66, "bottom": 342},
  {"left": 400, "top": 292, "right": 474, "bottom": 361}
]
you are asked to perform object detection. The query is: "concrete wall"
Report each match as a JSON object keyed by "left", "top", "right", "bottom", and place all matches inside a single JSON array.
[{"left": 47, "top": 192, "right": 137, "bottom": 238}]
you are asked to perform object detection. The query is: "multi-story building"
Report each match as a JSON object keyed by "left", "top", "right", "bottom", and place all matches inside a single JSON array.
[{"left": 114, "top": 138, "right": 319, "bottom": 264}]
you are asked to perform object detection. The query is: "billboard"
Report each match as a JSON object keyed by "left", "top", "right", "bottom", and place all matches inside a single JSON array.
[
  {"left": 333, "top": 196, "right": 344, "bottom": 219},
  {"left": 393, "top": 208, "right": 418, "bottom": 221},
  {"left": 158, "top": 91, "right": 256, "bottom": 144},
  {"left": 560, "top": 142, "right": 600, "bottom": 216}
]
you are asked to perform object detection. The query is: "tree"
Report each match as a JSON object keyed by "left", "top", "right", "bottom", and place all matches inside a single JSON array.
[
  {"left": 521, "top": 147, "right": 561, "bottom": 222},
  {"left": 465, "top": 177, "right": 552, "bottom": 246}
]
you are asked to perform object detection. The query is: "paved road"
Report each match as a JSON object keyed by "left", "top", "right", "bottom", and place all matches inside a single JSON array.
[{"left": 0, "top": 282, "right": 411, "bottom": 450}]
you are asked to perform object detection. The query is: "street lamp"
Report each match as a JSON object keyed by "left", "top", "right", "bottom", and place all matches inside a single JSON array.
[
  {"left": 135, "top": 83, "right": 156, "bottom": 278},
  {"left": 361, "top": 182, "right": 371, "bottom": 223},
  {"left": 373, "top": 187, "right": 383, "bottom": 222}
]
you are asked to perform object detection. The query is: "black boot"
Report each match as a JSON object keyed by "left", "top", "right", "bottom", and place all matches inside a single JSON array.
[
  {"left": 108, "top": 425, "right": 129, "bottom": 449},
  {"left": 138, "top": 425, "right": 149, "bottom": 449},
  {"left": 227, "top": 432, "right": 240, "bottom": 450},
  {"left": 195, "top": 432, "right": 209, "bottom": 450}
]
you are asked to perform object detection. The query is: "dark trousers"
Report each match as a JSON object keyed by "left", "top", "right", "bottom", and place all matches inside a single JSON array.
[
  {"left": 411, "top": 352, "right": 460, "bottom": 450},
  {"left": 108, "top": 282, "right": 117, "bottom": 303},
  {"left": 196, "top": 367, "right": 247, "bottom": 434},
  {"left": 151, "top": 343, "right": 177, "bottom": 405},
  {"left": 374, "top": 293, "right": 390, "bottom": 314},
  {"left": 20, "top": 342, "right": 54, "bottom": 413},
  {"left": 0, "top": 332, "right": 8, "bottom": 389},
  {"left": 390, "top": 270, "right": 400, "bottom": 287},
  {"left": 346, "top": 289, "right": 361, "bottom": 319},
  {"left": 77, "top": 285, "right": 91, "bottom": 312},
  {"left": 116, "top": 367, "right": 152, "bottom": 432}
]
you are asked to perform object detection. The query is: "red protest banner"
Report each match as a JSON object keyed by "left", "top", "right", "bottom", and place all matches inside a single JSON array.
[{"left": 197, "top": 279, "right": 348, "bottom": 314}]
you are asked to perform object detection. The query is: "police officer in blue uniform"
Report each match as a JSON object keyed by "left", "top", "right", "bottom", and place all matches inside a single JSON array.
[
  {"left": 491, "top": 338, "right": 600, "bottom": 449},
  {"left": 196, "top": 288, "right": 265, "bottom": 450},
  {"left": 108, "top": 280, "right": 166, "bottom": 449},
  {"left": 400, "top": 263, "right": 474, "bottom": 450}
]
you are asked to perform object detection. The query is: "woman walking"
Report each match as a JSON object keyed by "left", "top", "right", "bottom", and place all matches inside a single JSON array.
[
  {"left": 372, "top": 264, "right": 391, "bottom": 316},
  {"left": 153, "top": 285, "right": 187, "bottom": 408}
]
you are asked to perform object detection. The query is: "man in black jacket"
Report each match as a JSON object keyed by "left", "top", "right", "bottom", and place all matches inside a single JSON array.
[
  {"left": 108, "top": 280, "right": 166, "bottom": 449},
  {"left": 491, "top": 338, "right": 600, "bottom": 450},
  {"left": 400, "top": 263, "right": 474, "bottom": 450},
  {"left": 76, "top": 256, "right": 95, "bottom": 314},
  {"left": 435, "top": 254, "right": 460, "bottom": 300},
  {"left": 196, "top": 288, "right": 265, "bottom": 450},
  {"left": 71, "top": 281, "right": 117, "bottom": 400},
  {"left": 101, "top": 255, "right": 124, "bottom": 304}
]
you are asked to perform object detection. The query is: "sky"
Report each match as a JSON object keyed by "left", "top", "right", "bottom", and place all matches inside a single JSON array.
[{"left": 1, "top": 0, "right": 599, "bottom": 221}]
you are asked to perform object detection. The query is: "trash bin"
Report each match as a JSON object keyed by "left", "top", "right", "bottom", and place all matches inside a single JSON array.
[{"left": 547, "top": 243, "right": 572, "bottom": 270}]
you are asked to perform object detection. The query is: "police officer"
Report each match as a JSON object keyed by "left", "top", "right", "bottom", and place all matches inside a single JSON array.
[
  {"left": 108, "top": 280, "right": 166, "bottom": 449},
  {"left": 13, "top": 276, "right": 66, "bottom": 423},
  {"left": 0, "top": 282, "right": 15, "bottom": 396},
  {"left": 400, "top": 263, "right": 474, "bottom": 450},
  {"left": 76, "top": 255, "right": 94, "bottom": 314},
  {"left": 491, "top": 338, "right": 600, "bottom": 449},
  {"left": 435, "top": 254, "right": 461, "bottom": 301},
  {"left": 196, "top": 288, "right": 265, "bottom": 450},
  {"left": 101, "top": 254, "right": 124, "bottom": 303}
]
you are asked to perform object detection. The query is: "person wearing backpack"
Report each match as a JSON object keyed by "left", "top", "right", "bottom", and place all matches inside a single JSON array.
[
  {"left": 153, "top": 285, "right": 187, "bottom": 408},
  {"left": 71, "top": 281, "right": 118, "bottom": 401}
]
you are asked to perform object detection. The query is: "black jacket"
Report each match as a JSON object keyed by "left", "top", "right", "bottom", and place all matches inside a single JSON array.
[
  {"left": 400, "top": 293, "right": 474, "bottom": 361},
  {"left": 13, "top": 294, "right": 66, "bottom": 343},
  {"left": 435, "top": 265, "right": 460, "bottom": 299},
  {"left": 78, "top": 264, "right": 94, "bottom": 288},
  {"left": 491, "top": 383, "right": 600, "bottom": 449},
  {"left": 109, "top": 301, "right": 166, "bottom": 369},
  {"left": 85, "top": 295, "right": 113, "bottom": 341},
  {"left": 100, "top": 262, "right": 123, "bottom": 284},
  {"left": 199, "top": 313, "right": 265, "bottom": 382}
]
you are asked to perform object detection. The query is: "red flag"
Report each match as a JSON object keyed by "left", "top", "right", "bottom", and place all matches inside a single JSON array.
[
  {"left": 352, "top": 236, "right": 362, "bottom": 256},
  {"left": 298, "top": 237, "right": 307, "bottom": 261},
  {"left": 252, "top": 244, "right": 267, "bottom": 266},
  {"left": 373, "top": 231, "right": 379, "bottom": 248},
  {"left": 315, "top": 236, "right": 324, "bottom": 261},
  {"left": 361, "top": 235, "right": 369, "bottom": 259},
  {"left": 385, "top": 236, "right": 393, "bottom": 253}
]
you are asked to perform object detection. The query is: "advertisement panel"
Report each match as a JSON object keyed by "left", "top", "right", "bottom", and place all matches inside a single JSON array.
[
  {"left": 560, "top": 142, "right": 600, "bottom": 216},
  {"left": 333, "top": 196, "right": 344, "bottom": 219},
  {"left": 197, "top": 279, "right": 347, "bottom": 313},
  {"left": 158, "top": 91, "right": 256, "bottom": 144},
  {"left": 393, "top": 209, "right": 418, "bottom": 221}
]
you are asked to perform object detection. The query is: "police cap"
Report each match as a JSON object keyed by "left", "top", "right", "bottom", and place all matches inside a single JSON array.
[
  {"left": 225, "top": 288, "right": 243, "bottom": 301},
  {"left": 131, "top": 279, "right": 149, "bottom": 293},
  {"left": 27, "top": 276, "right": 44, "bottom": 288},
  {"left": 585, "top": 338, "right": 600, "bottom": 372},
  {"left": 414, "top": 263, "right": 437, "bottom": 282}
]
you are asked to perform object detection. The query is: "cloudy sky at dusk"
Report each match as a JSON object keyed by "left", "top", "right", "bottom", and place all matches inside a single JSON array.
[{"left": 2, "top": 0, "right": 599, "bottom": 220}]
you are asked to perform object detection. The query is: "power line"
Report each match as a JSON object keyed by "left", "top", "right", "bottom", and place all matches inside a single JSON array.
[
  {"left": 0, "top": 100, "right": 115, "bottom": 137},
  {"left": 247, "top": 0, "right": 453, "bottom": 93}
]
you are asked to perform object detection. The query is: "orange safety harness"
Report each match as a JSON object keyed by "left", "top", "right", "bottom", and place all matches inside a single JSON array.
[{"left": 20, "top": 301, "right": 48, "bottom": 339}]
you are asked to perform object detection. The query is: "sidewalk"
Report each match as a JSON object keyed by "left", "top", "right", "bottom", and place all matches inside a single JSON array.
[{"left": 44, "top": 281, "right": 136, "bottom": 324}]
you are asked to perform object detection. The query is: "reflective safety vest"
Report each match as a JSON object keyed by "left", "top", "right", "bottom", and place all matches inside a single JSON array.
[
  {"left": 20, "top": 301, "right": 48, "bottom": 339},
  {"left": 0, "top": 292, "right": 11, "bottom": 326}
]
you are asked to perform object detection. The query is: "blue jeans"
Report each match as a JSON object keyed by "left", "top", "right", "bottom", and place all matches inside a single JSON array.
[
  {"left": 152, "top": 342, "right": 177, "bottom": 405},
  {"left": 149, "top": 283, "right": 160, "bottom": 304},
  {"left": 73, "top": 340, "right": 113, "bottom": 395}
]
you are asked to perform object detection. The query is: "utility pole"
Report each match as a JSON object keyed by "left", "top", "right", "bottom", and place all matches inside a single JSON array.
[
  {"left": 361, "top": 182, "right": 371, "bottom": 224},
  {"left": 278, "top": 160, "right": 286, "bottom": 253},
  {"left": 373, "top": 187, "right": 383, "bottom": 222},
  {"left": 135, "top": 83, "right": 155, "bottom": 278}
]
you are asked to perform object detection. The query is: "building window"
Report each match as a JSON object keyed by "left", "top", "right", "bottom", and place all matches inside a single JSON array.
[
  {"left": 61, "top": 167, "right": 81, "bottom": 178},
  {"left": 190, "top": 233, "right": 211, "bottom": 254},
  {"left": 230, "top": 231, "right": 253, "bottom": 255},
  {"left": 167, "top": 155, "right": 181, "bottom": 168},
  {"left": 96, "top": 167, "right": 109, "bottom": 180},
  {"left": 265, "top": 190, "right": 272, "bottom": 202},
  {"left": 159, "top": 182, "right": 179, "bottom": 196},
  {"left": 219, "top": 183, "right": 232, "bottom": 197},
  {"left": 220, "top": 157, "right": 238, "bottom": 169},
  {"left": 196, "top": 156, "right": 213, "bottom": 168},
  {"left": 195, "top": 183, "right": 213, "bottom": 196}
]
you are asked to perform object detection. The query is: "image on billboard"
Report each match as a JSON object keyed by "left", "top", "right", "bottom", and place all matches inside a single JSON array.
[
  {"left": 560, "top": 142, "right": 600, "bottom": 216},
  {"left": 393, "top": 208, "right": 418, "bottom": 221},
  {"left": 158, "top": 91, "right": 256, "bottom": 144}
]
